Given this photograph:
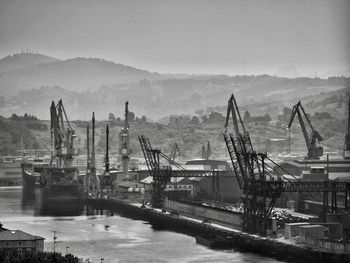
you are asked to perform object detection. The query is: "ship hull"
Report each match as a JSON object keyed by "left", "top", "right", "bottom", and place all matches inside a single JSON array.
[
  {"left": 34, "top": 185, "right": 84, "bottom": 216},
  {"left": 35, "top": 184, "right": 83, "bottom": 204}
]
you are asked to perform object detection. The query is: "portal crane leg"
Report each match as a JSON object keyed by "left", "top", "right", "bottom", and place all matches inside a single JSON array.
[{"left": 345, "top": 184, "right": 350, "bottom": 210}]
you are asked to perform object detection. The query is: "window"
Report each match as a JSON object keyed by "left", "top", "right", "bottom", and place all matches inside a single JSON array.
[
  {"left": 5, "top": 242, "right": 9, "bottom": 247},
  {"left": 18, "top": 241, "right": 22, "bottom": 246},
  {"left": 17, "top": 248, "right": 22, "bottom": 255},
  {"left": 26, "top": 248, "right": 31, "bottom": 253}
]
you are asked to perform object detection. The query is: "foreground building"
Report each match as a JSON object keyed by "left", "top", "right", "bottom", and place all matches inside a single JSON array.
[{"left": 0, "top": 229, "right": 45, "bottom": 254}]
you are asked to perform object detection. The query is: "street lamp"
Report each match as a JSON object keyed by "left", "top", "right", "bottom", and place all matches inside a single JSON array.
[
  {"left": 66, "top": 246, "right": 69, "bottom": 255},
  {"left": 101, "top": 258, "right": 104, "bottom": 263}
]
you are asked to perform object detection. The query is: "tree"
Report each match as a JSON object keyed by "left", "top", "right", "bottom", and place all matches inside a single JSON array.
[
  {"left": 128, "top": 111, "right": 135, "bottom": 122},
  {"left": 207, "top": 111, "right": 225, "bottom": 123},
  {"left": 108, "top": 113, "right": 116, "bottom": 121},
  {"left": 141, "top": 115, "right": 147, "bottom": 122},
  {"left": 264, "top": 113, "right": 272, "bottom": 122},
  {"left": 191, "top": 116, "right": 200, "bottom": 125},
  {"left": 10, "top": 114, "right": 19, "bottom": 121},
  {"left": 195, "top": 109, "right": 204, "bottom": 116},
  {"left": 313, "top": 112, "right": 332, "bottom": 120},
  {"left": 243, "top": 111, "right": 251, "bottom": 122},
  {"left": 283, "top": 107, "right": 292, "bottom": 116}
]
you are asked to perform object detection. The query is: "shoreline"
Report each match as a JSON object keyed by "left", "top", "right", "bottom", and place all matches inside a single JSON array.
[{"left": 86, "top": 197, "right": 350, "bottom": 263}]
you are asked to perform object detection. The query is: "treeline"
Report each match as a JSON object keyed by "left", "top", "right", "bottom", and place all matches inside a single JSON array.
[
  {"left": 0, "top": 251, "right": 80, "bottom": 263},
  {"left": 0, "top": 116, "right": 40, "bottom": 154},
  {"left": 10, "top": 113, "right": 48, "bottom": 131}
]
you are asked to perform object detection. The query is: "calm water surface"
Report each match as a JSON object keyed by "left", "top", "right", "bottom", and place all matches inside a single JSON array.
[{"left": 0, "top": 187, "right": 285, "bottom": 263}]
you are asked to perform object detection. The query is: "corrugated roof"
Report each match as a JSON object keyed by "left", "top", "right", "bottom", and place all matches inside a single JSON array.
[{"left": 0, "top": 230, "right": 44, "bottom": 241}]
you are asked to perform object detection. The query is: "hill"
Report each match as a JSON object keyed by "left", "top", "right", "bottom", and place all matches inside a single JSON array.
[
  {"left": 0, "top": 54, "right": 161, "bottom": 97},
  {"left": 0, "top": 74, "right": 348, "bottom": 120},
  {"left": 1, "top": 87, "right": 348, "bottom": 162},
  {"left": 0, "top": 52, "right": 348, "bottom": 121},
  {"left": 0, "top": 53, "right": 59, "bottom": 74}
]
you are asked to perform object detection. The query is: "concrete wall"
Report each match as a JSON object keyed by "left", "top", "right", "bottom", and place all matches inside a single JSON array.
[
  {"left": 164, "top": 199, "right": 242, "bottom": 229},
  {"left": 198, "top": 176, "right": 242, "bottom": 202}
]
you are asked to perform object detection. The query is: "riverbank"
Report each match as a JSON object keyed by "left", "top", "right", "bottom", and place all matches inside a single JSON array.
[{"left": 86, "top": 197, "right": 350, "bottom": 263}]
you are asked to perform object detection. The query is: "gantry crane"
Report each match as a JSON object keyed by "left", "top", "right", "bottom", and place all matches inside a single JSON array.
[
  {"left": 223, "top": 94, "right": 350, "bottom": 235},
  {"left": 138, "top": 135, "right": 231, "bottom": 208},
  {"left": 344, "top": 97, "right": 350, "bottom": 159},
  {"left": 50, "top": 99, "right": 77, "bottom": 167},
  {"left": 288, "top": 101, "right": 323, "bottom": 159}
]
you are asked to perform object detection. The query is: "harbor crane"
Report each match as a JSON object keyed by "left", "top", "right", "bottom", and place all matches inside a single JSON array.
[
  {"left": 287, "top": 101, "right": 323, "bottom": 159},
  {"left": 119, "top": 101, "right": 132, "bottom": 178},
  {"left": 100, "top": 125, "right": 114, "bottom": 194},
  {"left": 139, "top": 135, "right": 231, "bottom": 208},
  {"left": 345, "top": 97, "right": 350, "bottom": 159},
  {"left": 50, "top": 99, "right": 77, "bottom": 167},
  {"left": 223, "top": 94, "right": 350, "bottom": 235}
]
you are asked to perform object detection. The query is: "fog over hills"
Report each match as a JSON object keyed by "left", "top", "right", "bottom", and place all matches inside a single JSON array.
[
  {"left": 0, "top": 53, "right": 349, "bottom": 120},
  {"left": 0, "top": 53, "right": 59, "bottom": 74},
  {"left": 0, "top": 53, "right": 161, "bottom": 97}
]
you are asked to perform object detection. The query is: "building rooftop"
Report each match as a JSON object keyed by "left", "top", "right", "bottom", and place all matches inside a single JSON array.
[{"left": 0, "top": 230, "right": 44, "bottom": 241}]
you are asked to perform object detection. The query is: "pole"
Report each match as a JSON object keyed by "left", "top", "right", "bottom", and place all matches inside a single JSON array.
[{"left": 53, "top": 231, "right": 57, "bottom": 253}]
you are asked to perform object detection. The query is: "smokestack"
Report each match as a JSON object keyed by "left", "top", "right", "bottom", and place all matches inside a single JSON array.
[{"left": 105, "top": 125, "right": 109, "bottom": 172}]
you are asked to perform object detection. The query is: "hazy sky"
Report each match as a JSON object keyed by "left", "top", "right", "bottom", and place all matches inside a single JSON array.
[{"left": 0, "top": 0, "right": 349, "bottom": 76}]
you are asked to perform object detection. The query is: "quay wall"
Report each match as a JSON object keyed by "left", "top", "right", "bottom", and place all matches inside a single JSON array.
[
  {"left": 163, "top": 198, "right": 242, "bottom": 229},
  {"left": 86, "top": 198, "right": 350, "bottom": 263}
]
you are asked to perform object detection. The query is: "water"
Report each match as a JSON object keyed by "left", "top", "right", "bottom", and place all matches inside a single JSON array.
[{"left": 0, "top": 187, "right": 285, "bottom": 263}]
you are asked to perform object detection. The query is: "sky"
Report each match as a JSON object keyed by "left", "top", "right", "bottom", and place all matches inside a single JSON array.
[{"left": 0, "top": 0, "right": 349, "bottom": 76}]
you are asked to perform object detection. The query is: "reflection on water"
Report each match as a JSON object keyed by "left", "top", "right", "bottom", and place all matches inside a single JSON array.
[{"left": 0, "top": 187, "right": 285, "bottom": 263}]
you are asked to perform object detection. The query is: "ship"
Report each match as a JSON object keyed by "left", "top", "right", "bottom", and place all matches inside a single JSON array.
[
  {"left": 24, "top": 99, "right": 84, "bottom": 206},
  {"left": 35, "top": 166, "right": 83, "bottom": 204},
  {"left": 21, "top": 157, "right": 50, "bottom": 196}
]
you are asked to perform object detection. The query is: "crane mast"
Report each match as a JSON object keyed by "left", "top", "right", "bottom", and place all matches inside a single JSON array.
[
  {"left": 288, "top": 101, "right": 323, "bottom": 159},
  {"left": 345, "top": 97, "right": 350, "bottom": 159},
  {"left": 119, "top": 101, "right": 132, "bottom": 178}
]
